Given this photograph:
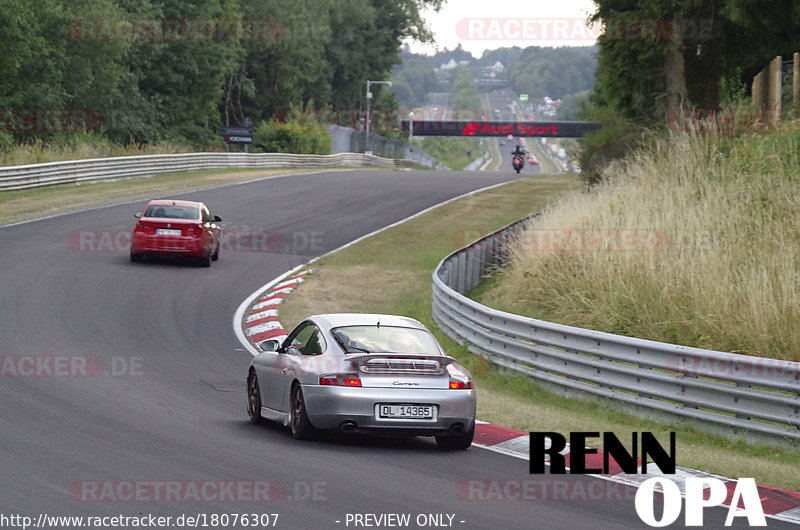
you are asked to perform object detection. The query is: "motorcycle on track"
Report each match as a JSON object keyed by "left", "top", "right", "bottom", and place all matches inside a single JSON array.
[{"left": 512, "top": 156, "right": 524, "bottom": 173}]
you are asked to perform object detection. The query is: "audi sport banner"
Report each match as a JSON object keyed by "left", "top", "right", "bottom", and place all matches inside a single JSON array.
[{"left": 400, "top": 120, "right": 600, "bottom": 138}]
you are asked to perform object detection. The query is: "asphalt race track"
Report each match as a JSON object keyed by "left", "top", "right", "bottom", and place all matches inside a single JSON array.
[
  {"left": 497, "top": 140, "right": 543, "bottom": 176},
  {"left": 0, "top": 168, "right": 789, "bottom": 529}
]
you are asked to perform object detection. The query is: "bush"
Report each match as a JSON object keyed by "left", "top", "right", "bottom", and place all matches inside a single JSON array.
[
  {"left": 169, "top": 124, "right": 225, "bottom": 150},
  {"left": 421, "top": 137, "right": 482, "bottom": 170},
  {"left": 0, "top": 131, "right": 15, "bottom": 151},
  {"left": 576, "top": 105, "right": 649, "bottom": 186},
  {"left": 253, "top": 104, "right": 331, "bottom": 155},
  {"left": 253, "top": 120, "right": 329, "bottom": 154}
]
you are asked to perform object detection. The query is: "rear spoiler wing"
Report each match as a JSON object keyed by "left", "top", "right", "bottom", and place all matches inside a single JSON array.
[{"left": 346, "top": 353, "right": 458, "bottom": 375}]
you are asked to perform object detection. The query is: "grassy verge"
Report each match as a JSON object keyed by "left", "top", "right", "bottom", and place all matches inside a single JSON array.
[
  {"left": 0, "top": 135, "right": 217, "bottom": 167},
  {"left": 0, "top": 167, "right": 368, "bottom": 227},
  {"left": 525, "top": 138, "right": 563, "bottom": 175},
  {"left": 277, "top": 172, "right": 800, "bottom": 490},
  {"left": 477, "top": 130, "right": 800, "bottom": 361},
  {"left": 421, "top": 137, "right": 484, "bottom": 170},
  {"left": 486, "top": 139, "right": 502, "bottom": 172}
]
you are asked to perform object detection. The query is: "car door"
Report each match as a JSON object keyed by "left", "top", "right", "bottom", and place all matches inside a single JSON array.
[
  {"left": 273, "top": 322, "right": 325, "bottom": 412},
  {"left": 254, "top": 346, "right": 290, "bottom": 412},
  {"left": 200, "top": 204, "right": 216, "bottom": 250}
]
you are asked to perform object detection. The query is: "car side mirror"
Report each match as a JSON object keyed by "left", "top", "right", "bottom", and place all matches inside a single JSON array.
[
  {"left": 259, "top": 339, "right": 282, "bottom": 352},
  {"left": 134, "top": 212, "right": 142, "bottom": 218},
  {"left": 213, "top": 215, "right": 222, "bottom": 222}
]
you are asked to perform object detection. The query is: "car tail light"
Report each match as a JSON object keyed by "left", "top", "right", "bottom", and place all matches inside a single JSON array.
[
  {"left": 319, "top": 374, "right": 362, "bottom": 387},
  {"left": 449, "top": 378, "right": 473, "bottom": 390},
  {"left": 184, "top": 224, "right": 203, "bottom": 233},
  {"left": 134, "top": 223, "right": 156, "bottom": 235}
]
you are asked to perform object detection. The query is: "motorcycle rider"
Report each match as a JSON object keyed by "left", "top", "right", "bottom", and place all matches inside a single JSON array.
[{"left": 511, "top": 141, "right": 525, "bottom": 173}]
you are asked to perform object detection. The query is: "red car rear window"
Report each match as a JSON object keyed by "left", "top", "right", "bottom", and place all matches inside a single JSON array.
[{"left": 144, "top": 205, "right": 199, "bottom": 220}]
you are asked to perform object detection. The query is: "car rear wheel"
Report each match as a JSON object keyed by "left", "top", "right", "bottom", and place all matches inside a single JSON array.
[
  {"left": 198, "top": 251, "right": 211, "bottom": 267},
  {"left": 435, "top": 423, "right": 475, "bottom": 450},
  {"left": 247, "top": 370, "right": 264, "bottom": 424},
  {"left": 211, "top": 242, "right": 219, "bottom": 261},
  {"left": 130, "top": 252, "right": 143, "bottom": 263},
  {"left": 290, "top": 385, "right": 315, "bottom": 440}
]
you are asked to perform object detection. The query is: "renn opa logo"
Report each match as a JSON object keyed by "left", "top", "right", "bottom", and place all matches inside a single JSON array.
[{"left": 530, "top": 432, "right": 766, "bottom": 527}]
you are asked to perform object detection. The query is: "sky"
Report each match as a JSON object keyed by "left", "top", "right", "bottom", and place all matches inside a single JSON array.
[{"left": 406, "top": 0, "right": 599, "bottom": 57}]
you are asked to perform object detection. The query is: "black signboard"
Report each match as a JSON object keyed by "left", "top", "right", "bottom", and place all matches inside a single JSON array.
[{"left": 220, "top": 126, "right": 254, "bottom": 144}]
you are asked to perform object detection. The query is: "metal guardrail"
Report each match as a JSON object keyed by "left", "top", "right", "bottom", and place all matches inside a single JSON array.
[
  {"left": 463, "top": 151, "right": 490, "bottom": 171},
  {"left": 0, "top": 152, "right": 427, "bottom": 191},
  {"left": 432, "top": 215, "right": 800, "bottom": 445}
]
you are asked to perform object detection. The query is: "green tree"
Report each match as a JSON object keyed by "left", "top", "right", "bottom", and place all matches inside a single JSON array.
[
  {"left": 0, "top": 0, "right": 446, "bottom": 150},
  {"left": 450, "top": 66, "right": 480, "bottom": 110},
  {"left": 119, "top": 0, "right": 243, "bottom": 144},
  {"left": 234, "top": 0, "right": 332, "bottom": 123},
  {"left": 507, "top": 46, "right": 596, "bottom": 101},
  {"left": 0, "top": 0, "right": 134, "bottom": 141},
  {"left": 478, "top": 47, "right": 523, "bottom": 69},
  {"left": 391, "top": 48, "right": 438, "bottom": 108},
  {"left": 591, "top": 0, "right": 800, "bottom": 121},
  {"left": 253, "top": 101, "right": 331, "bottom": 154},
  {"left": 557, "top": 90, "right": 592, "bottom": 121}
]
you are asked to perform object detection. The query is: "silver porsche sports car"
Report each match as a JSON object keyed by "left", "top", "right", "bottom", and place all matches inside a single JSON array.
[{"left": 246, "top": 313, "right": 476, "bottom": 449}]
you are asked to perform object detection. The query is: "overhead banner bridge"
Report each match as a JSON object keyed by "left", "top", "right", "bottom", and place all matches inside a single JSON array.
[{"left": 400, "top": 120, "right": 600, "bottom": 138}]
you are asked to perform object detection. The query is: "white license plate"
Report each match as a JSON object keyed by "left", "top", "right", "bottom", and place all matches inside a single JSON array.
[
  {"left": 378, "top": 404, "right": 434, "bottom": 419},
  {"left": 156, "top": 229, "right": 181, "bottom": 236}
]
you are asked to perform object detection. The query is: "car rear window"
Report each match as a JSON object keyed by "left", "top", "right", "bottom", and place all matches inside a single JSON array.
[
  {"left": 331, "top": 325, "right": 441, "bottom": 355},
  {"left": 144, "top": 205, "right": 199, "bottom": 220}
]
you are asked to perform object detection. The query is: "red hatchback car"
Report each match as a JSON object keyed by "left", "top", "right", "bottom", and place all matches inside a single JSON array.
[{"left": 130, "top": 199, "right": 221, "bottom": 267}]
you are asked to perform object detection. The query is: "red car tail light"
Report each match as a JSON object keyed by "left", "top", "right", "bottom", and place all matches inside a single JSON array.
[
  {"left": 134, "top": 223, "right": 156, "bottom": 235},
  {"left": 184, "top": 224, "right": 203, "bottom": 233},
  {"left": 449, "top": 378, "right": 473, "bottom": 390},
  {"left": 319, "top": 374, "right": 362, "bottom": 387}
]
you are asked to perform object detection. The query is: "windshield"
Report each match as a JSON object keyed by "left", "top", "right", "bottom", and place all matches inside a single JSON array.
[
  {"left": 331, "top": 325, "right": 441, "bottom": 355},
  {"left": 144, "top": 205, "right": 199, "bottom": 220}
]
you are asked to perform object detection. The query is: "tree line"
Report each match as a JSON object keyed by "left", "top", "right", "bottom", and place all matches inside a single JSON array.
[
  {"left": 391, "top": 44, "right": 596, "bottom": 110},
  {"left": 0, "top": 0, "right": 443, "bottom": 148},
  {"left": 591, "top": 0, "right": 800, "bottom": 121},
  {"left": 578, "top": 0, "right": 800, "bottom": 183}
]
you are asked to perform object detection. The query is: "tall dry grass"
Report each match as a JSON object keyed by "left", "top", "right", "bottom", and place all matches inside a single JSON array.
[
  {"left": 479, "top": 128, "right": 800, "bottom": 360},
  {"left": 0, "top": 134, "right": 220, "bottom": 167}
]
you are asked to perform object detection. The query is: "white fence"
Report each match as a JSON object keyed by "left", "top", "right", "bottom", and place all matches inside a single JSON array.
[{"left": 0, "top": 152, "right": 427, "bottom": 191}]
